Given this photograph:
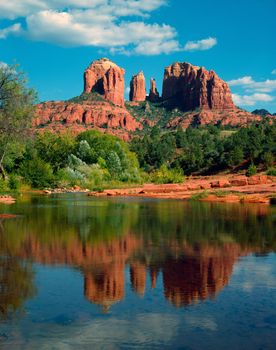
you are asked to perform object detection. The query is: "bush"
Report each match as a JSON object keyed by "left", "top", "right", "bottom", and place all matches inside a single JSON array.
[
  {"left": 151, "top": 164, "right": 185, "bottom": 184},
  {"left": 267, "top": 167, "right": 276, "bottom": 176},
  {"left": 8, "top": 174, "right": 20, "bottom": 190},
  {"left": 262, "top": 152, "right": 274, "bottom": 169},
  {"left": 20, "top": 157, "right": 55, "bottom": 188},
  {"left": 0, "top": 179, "right": 9, "bottom": 193},
  {"left": 57, "top": 167, "right": 85, "bottom": 187},
  {"left": 246, "top": 164, "right": 257, "bottom": 177}
]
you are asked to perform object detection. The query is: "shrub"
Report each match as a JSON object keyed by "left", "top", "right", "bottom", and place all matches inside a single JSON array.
[
  {"left": 246, "top": 163, "right": 257, "bottom": 177},
  {"left": 20, "top": 158, "right": 55, "bottom": 188},
  {"left": 267, "top": 167, "right": 276, "bottom": 176},
  {"left": 0, "top": 179, "right": 9, "bottom": 193},
  {"left": 8, "top": 174, "right": 20, "bottom": 190},
  {"left": 151, "top": 164, "right": 184, "bottom": 184},
  {"left": 263, "top": 152, "right": 274, "bottom": 169},
  {"left": 57, "top": 167, "right": 85, "bottom": 187}
]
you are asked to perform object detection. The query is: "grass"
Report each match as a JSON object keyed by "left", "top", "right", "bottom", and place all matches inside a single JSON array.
[
  {"left": 189, "top": 191, "right": 209, "bottom": 201},
  {"left": 213, "top": 190, "right": 231, "bottom": 197}
]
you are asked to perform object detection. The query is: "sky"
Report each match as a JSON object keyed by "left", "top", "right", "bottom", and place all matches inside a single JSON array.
[{"left": 0, "top": 0, "right": 275, "bottom": 112}]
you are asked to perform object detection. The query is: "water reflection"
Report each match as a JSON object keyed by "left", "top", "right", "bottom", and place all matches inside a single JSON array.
[{"left": 0, "top": 195, "right": 275, "bottom": 317}]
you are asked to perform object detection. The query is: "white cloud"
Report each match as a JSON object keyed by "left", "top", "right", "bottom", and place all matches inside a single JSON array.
[
  {"left": 228, "top": 76, "right": 276, "bottom": 93},
  {"left": 0, "top": 23, "right": 21, "bottom": 39},
  {"left": 0, "top": 1, "right": 216, "bottom": 56},
  {"left": 232, "top": 93, "right": 274, "bottom": 106},
  {"left": 24, "top": 10, "right": 179, "bottom": 55},
  {"left": 0, "top": 1, "right": 167, "bottom": 19},
  {"left": 184, "top": 37, "right": 217, "bottom": 51}
]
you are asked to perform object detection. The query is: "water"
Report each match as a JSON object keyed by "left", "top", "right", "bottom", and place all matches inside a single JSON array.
[{"left": 0, "top": 194, "right": 276, "bottom": 349}]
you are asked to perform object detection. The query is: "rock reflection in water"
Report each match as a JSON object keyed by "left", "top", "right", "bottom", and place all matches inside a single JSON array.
[{"left": 0, "top": 197, "right": 275, "bottom": 316}]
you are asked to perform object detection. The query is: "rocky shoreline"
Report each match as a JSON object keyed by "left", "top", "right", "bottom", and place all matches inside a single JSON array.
[
  {"left": 88, "top": 175, "right": 276, "bottom": 204},
  {"left": 0, "top": 195, "right": 16, "bottom": 204}
]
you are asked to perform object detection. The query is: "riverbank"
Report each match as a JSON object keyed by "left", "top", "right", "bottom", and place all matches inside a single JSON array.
[
  {"left": 0, "top": 195, "right": 16, "bottom": 204},
  {"left": 88, "top": 175, "right": 276, "bottom": 204}
]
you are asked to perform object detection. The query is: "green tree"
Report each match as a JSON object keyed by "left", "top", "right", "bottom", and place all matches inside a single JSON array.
[
  {"left": 106, "top": 151, "right": 122, "bottom": 177},
  {"left": 228, "top": 146, "right": 244, "bottom": 166},
  {"left": 34, "top": 132, "right": 75, "bottom": 171},
  {"left": 20, "top": 157, "right": 55, "bottom": 188},
  {"left": 0, "top": 64, "right": 36, "bottom": 179}
]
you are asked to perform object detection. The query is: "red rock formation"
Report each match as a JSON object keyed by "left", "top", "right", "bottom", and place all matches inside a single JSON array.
[
  {"left": 129, "top": 71, "right": 146, "bottom": 102},
  {"left": 84, "top": 58, "right": 125, "bottom": 107},
  {"left": 162, "top": 62, "right": 235, "bottom": 111},
  {"left": 148, "top": 78, "right": 160, "bottom": 102},
  {"left": 34, "top": 100, "right": 142, "bottom": 141},
  {"left": 33, "top": 58, "right": 275, "bottom": 138}
]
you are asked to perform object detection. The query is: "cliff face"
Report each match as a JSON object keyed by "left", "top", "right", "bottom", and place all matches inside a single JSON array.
[
  {"left": 84, "top": 58, "right": 125, "bottom": 107},
  {"left": 34, "top": 100, "right": 142, "bottom": 141},
  {"left": 162, "top": 62, "right": 234, "bottom": 111},
  {"left": 129, "top": 72, "right": 146, "bottom": 102},
  {"left": 148, "top": 78, "right": 160, "bottom": 102}
]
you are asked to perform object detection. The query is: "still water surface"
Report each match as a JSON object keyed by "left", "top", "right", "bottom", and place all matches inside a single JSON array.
[{"left": 0, "top": 194, "right": 276, "bottom": 349}]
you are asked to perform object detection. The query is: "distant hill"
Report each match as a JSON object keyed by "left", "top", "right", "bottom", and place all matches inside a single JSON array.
[{"left": 252, "top": 109, "right": 271, "bottom": 116}]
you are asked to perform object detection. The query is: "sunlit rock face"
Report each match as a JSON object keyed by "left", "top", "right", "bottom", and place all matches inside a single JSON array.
[
  {"left": 84, "top": 58, "right": 125, "bottom": 107},
  {"left": 129, "top": 72, "right": 146, "bottom": 102},
  {"left": 162, "top": 62, "right": 235, "bottom": 111},
  {"left": 34, "top": 100, "right": 142, "bottom": 141}
]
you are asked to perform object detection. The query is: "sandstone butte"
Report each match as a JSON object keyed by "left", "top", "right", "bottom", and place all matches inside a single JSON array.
[
  {"left": 162, "top": 62, "right": 234, "bottom": 110},
  {"left": 34, "top": 58, "right": 274, "bottom": 140},
  {"left": 129, "top": 71, "right": 146, "bottom": 102},
  {"left": 84, "top": 57, "right": 125, "bottom": 107}
]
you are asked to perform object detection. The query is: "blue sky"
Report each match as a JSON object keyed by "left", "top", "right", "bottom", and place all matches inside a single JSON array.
[{"left": 0, "top": 0, "right": 275, "bottom": 112}]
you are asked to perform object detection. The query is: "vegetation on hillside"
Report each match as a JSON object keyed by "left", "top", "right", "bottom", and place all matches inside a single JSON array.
[{"left": 131, "top": 122, "right": 276, "bottom": 176}]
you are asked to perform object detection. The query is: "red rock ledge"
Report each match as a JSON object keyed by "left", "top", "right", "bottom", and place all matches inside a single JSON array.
[{"left": 88, "top": 175, "right": 276, "bottom": 204}]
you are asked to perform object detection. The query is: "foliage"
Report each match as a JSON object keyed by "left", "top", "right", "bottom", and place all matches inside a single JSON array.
[
  {"left": 150, "top": 164, "right": 184, "bottom": 184},
  {"left": 20, "top": 157, "right": 55, "bottom": 188},
  {"left": 68, "top": 92, "right": 105, "bottom": 104},
  {"left": 266, "top": 167, "right": 276, "bottom": 176},
  {"left": 0, "top": 64, "right": 36, "bottom": 179},
  {"left": 189, "top": 191, "right": 209, "bottom": 201},
  {"left": 8, "top": 174, "right": 20, "bottom": 190},
  {"left": 131, "top": 121, "right": 276, "bottom": 176},
  {"left": 246, "top": 164, "right": 257, "bottom": 177},
  {"left": 33, "top": 132, "right": 76, "bottom": 171}
]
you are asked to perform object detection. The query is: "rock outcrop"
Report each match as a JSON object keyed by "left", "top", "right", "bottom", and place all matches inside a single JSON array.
[
  {"left": 35, "top": 100, "right": 142, "bottom": 141},
  {"left": 148, "top": 78, "right": 160, "bottom": 102},
  {"left": 34, "top": 57, "right": 275, "bottom": 140},
  {"left": 84, "top": 58, "right": 125, "bottom": 107},
  {"left": 162, "top": 62, "right": 235, "bottom": 111},
  {"left": 129, "top": 71, "right": 146, "bottom": 102}
]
